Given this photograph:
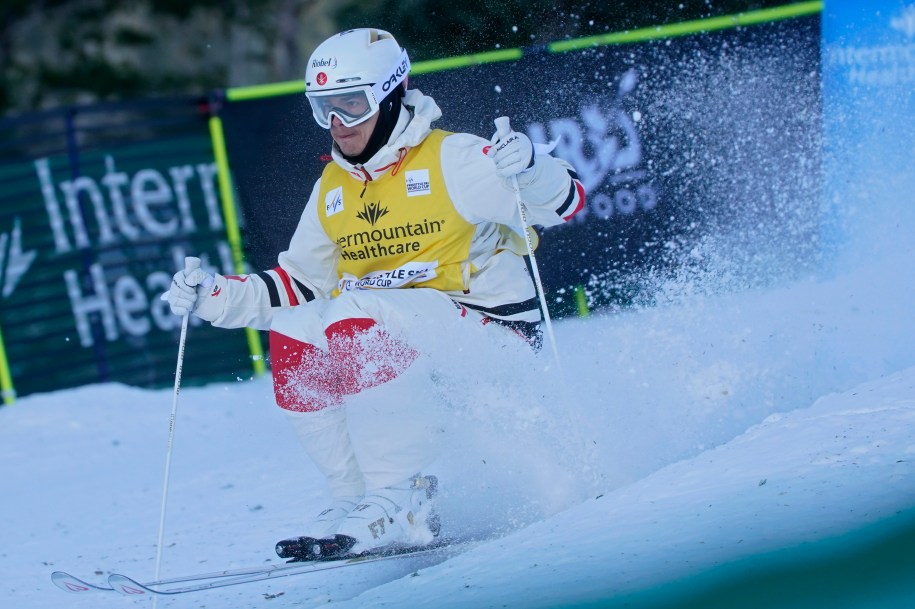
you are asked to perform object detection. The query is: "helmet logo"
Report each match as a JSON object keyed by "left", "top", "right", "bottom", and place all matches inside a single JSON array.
[
  {"left": 316, "top": 72, "right": 328, "bottom": 86},
  {"left": 381, "top": 56, "right": 410, "bottom": 93}
]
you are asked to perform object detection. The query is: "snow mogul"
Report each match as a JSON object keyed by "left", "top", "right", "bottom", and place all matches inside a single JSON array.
[{"left": 166, "top": 28, "right": 584, "bottom": 559}]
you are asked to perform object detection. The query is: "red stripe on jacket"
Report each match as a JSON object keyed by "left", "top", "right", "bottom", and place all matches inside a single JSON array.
[{"left": 273, "top": 267, "right": 299, "bottom": 306}]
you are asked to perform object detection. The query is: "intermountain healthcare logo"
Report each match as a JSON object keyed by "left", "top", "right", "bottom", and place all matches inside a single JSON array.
[
  {"left": 336, "top": 218, "right": 443, "bottom": 261},
  {"left": 827, "top": 4, "right": 915, "bottom": 86},
  {"left": 356, "top": 201, "right": 389, "bottom": 226},
  {"left": 27, "top": 153, "right": 229, "bottom": 347}
]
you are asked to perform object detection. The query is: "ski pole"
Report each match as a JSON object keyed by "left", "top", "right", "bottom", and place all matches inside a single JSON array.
[
  {"left": 494, "top": 117, "right": 563, "bottom": 375},
  {"left": 153, "top": 258, "right": 197, "bottom": 606}
]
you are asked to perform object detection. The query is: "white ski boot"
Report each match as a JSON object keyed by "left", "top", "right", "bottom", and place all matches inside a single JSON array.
[{"left": 333, "top": 474, "right": 440, "bottom": 555}]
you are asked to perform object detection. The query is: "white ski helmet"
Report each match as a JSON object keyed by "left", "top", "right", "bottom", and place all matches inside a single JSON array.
[{"left": 305, "top": 28, "right": 411, "bottom": 129}]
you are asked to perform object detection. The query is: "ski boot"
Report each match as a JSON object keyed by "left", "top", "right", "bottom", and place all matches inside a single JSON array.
[{"left": 333, "top": 474, "right": 440, "bottom": 556}]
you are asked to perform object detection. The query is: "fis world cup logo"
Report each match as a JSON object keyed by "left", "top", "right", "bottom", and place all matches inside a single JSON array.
[
  {"left": 325, "top": 186, "right": 343, "bottom": 216},
  {"left": 527, "top": 69, "right": 657, "bottom": 225},
  {"left": 405, "top": 169, "right": 431, "bottom": 197}
]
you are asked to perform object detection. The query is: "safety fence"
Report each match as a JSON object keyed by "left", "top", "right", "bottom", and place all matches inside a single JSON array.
[{"left": 0, "top": 2, "right": 826, "bottom": 402}]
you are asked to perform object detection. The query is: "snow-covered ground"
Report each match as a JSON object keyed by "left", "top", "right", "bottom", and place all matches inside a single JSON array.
[{"left": 3, "top": 217, "right": 914, "bottom": 608}]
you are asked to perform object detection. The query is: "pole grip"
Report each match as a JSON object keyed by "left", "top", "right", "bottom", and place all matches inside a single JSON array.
[
  {"left": 183, "top": 256, "right": 201, "bottom": 274},
  {"left": 494, "top": 116, "right": 512, "bottom": 140}
]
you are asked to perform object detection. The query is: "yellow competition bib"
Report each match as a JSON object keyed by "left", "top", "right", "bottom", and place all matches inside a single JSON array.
[{"left": 317, "top": 130, "right": 476, "bottom": 296}]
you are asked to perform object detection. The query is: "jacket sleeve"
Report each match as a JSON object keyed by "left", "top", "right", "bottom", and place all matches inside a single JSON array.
[
  {"left": 440, "top": 133, "right": 585, "bottom": 229},
  {"left": 194, "top": 180, "right": 339, "bottom": 330}
]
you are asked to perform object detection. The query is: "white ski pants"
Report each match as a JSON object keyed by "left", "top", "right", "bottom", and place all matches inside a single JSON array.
[{"left": 270, "top": 288, "right": 483, "bottom": 497}]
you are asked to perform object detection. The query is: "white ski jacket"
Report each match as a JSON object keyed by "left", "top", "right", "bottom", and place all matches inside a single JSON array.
[{"left": 194, "top": 89, "right": 584, "bottom": 332}]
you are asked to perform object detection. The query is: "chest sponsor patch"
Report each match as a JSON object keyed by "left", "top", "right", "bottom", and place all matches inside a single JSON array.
[
  {"left": 405, "top": 169, "right": 431, "bottom": 197},
  {"left": 325, "top": 186, "right": 344, "bottom": 216},
  {"left": 338, "top": 261, "right": 439, "bottom": 292}
]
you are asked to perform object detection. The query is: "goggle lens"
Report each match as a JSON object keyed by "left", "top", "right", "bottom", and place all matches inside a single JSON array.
[{"left": 308, "top": 89, "right": 377, "bottom": 129}]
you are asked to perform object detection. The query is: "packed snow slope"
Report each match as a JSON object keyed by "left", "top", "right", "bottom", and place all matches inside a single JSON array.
[{"left": 2, "top": 206, "right": 914, "bottom": 609}]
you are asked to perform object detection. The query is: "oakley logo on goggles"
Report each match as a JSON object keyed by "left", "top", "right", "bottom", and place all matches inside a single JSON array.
[{"left": 307, "top": 49, "right": 411, "bottom": 129}]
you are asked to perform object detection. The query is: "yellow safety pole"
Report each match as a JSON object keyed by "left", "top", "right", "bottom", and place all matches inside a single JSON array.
[
  {"left": 0, "top": 321, "right": 15, "bottom": 404},
  {"left": 207, "top": 112, "right": 266, "bottom": 376}
]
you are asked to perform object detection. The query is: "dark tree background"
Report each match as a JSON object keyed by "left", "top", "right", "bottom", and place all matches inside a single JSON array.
[
  {"left": 333, "top": 0, "right": 796, "bottom": 59},
  {"left": 1, "top": 0, "right": 798, "bottom": 117}
]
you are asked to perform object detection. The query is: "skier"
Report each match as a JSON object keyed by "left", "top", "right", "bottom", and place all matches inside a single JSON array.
[{"left": 166, "top": 27, "right": 585, "bottom": 559}]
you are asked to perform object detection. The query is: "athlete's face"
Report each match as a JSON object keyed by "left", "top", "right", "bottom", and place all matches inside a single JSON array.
[{"left": 331, "top": 111, "right": 379, "bottom": 157}]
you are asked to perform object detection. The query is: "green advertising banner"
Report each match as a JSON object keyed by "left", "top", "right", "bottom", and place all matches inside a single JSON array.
[{"left": 0, "top": 99, "right": 261, "bottom": 401}]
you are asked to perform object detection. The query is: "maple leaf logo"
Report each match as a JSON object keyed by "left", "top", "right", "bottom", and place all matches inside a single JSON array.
[{"left": 356, "top": 201, "right": 389, "bottom": 226}]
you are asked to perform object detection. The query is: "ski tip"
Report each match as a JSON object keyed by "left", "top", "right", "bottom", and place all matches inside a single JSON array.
[
  {"left": 108, "top": 573, "right": 157, "bottom": 596},
  {"left": 51, "top": 571, "right": 113, "bottom": 593}
]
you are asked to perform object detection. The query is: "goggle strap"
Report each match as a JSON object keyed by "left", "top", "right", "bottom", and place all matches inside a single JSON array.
[{"left": 370, "top": 48, "right": 411, "bottom": 105}]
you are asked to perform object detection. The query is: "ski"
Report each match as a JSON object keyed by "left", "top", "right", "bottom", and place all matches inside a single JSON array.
[
  {"left": 108, "top": 538, "right": 465, "bottom": 596},
  {"left": 54, "top": 538, "right": 465, "bottom": 596},
  {"left": 51, "top": 571, "right": 115, "bottom": 593},
  {"left": 51, "top": 560, "right": 308, "bottom": 595}
]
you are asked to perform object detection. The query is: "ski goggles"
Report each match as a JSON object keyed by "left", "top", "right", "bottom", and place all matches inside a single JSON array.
[
  {"left": 307, "top": 48, "right": 411, "bottom": 129},
  {"left": 307, "top": 87, "right": 378, "bottom": 129}
]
